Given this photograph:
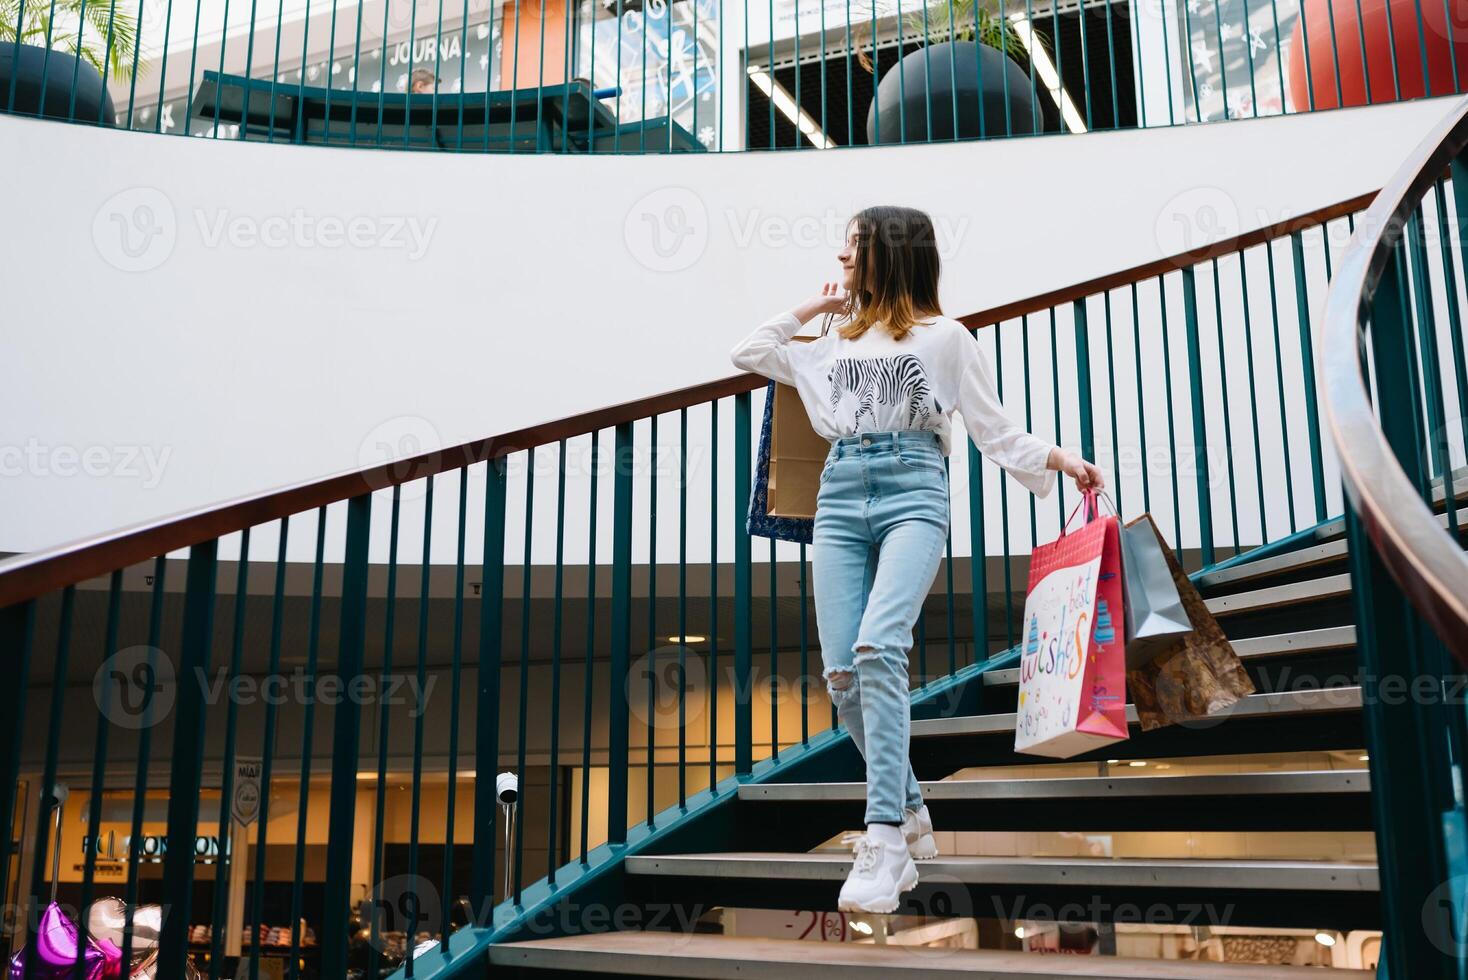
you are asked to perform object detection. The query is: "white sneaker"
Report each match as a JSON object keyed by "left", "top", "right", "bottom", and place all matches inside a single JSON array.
[
  {"left": 902, "top": 804, "right": 939, "bottom": 860},
  {"left": 836, "top": 823, "right": 919, "bottom": 914}
]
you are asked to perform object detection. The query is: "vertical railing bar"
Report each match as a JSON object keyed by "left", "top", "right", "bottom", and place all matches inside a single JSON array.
[
  {"left": 365, "top": 487, "right": 402, "bottom": 980},
  {"left": 1131, "top": 282, "right": 1152, "bottom": 513},
  {"left": 546, "top": 441, "right": 567, "bottom": 880},
  {"left": 967, "top": 437, "right": 989, "bottom": 664},
  {"left": 1103, "top": 291, "right": 1123, "bottom": 515},
  {"left": 441, "top": 464, "right": 472, "bottom": 935},
  {"left": 0, "top": 598, "right": 35, "bottom": 948},
  {"left": 471, "top": 452, "right": 508, "bottom": 908},
  {"left": 709, "top": 402, "right": 720, "bottom": 789},
  {"left": 1236, "top": 250, "right": 1272, "bottom": 546},
  {"left": 733, "top": 391, "right": 752, "bottom": 776},
  {"left": 1291, "top": 230, "right": 1329, "bottom": 522},
  {"left": 995, "top": 319, "right": 1015, "bottom": 650},
  {"left": 247, "top": 518, "right": 291, "bottom": 980},
  {"left": 285, "top": 509, "right": 330, "bottom": 980},
  {"left": 1050, "top": 308, "right": 1066, "bottom": 527},
  {"left": 799, "top": 541, "right": 810, "bottom": 740},
  {"left": 1181, "top": 265, "right": 1217, "bottom": 567},
  {"left": 124, "top": 557, "right": 167, "bottom": 973},
  {"left": 514, "top": 448, "right": 536, "bottom": 899},
  {"left": 206, "top": 532, "right": 251, "bottom": 980},
  {"left": 679, "top": 411, "right": 689, "bottom": 806},
  {"left": 769, "top": 537, "right": 779, "bottom": 759},
  {"left": 609, "top": 423, "right": 634, "bottom": 840},
  {"left": 18, "top": 588, "right": 69, "bottom": 980},
  {"left": 943, "top": 492, "right": 956, "bottom": 677},
  {"left": 158, "top": 538, "right": 219, "bottom": 976},
  {"left": 1209, "top": 259, "right": 1242, "bottom": 556},
  {"left": 1431, "top": 178, "right": 1468, "bottom": 466},
  {"left": 321, "top": 493, "right": 373, "bottom": 978},
  {"left": 580, "top": 430, "right": 600, "bottom": 864},
  {"left": 1404, "top": 209, "right": 1456, "bottom": 522},
  {"left": 402, "top": 475, "right": 437, "bottom": 978},
  {"left": 74, "top": 570, "right": 124, "bottom": 975},
  {"left": 649, "top": 419, "right": 662, "bottom": 813},
  {"left": 1263, "top": 237, "right": 1300, "bottom": 534},
  {"left": 1157, "top": 274, "right": 1184, "bottom": 551}
]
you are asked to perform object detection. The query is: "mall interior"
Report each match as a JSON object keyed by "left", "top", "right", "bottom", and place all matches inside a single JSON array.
[{"left": 2, "top": 0, "right": 1468, "bottom": 974}]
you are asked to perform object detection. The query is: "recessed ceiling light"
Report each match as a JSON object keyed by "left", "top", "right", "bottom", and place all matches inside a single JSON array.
[{"left": 1315, "top": 931, "right": 1337, "bottom": 947}]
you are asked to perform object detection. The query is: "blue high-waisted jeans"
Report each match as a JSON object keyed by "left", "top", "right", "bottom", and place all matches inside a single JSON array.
[{"left": 813, "top": 428, "right": 949, "bottom": 825}]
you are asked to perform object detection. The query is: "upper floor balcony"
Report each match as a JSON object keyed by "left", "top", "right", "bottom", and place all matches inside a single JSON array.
[{"left": 3, "top": 0, "right": 1465, "bottom": 150}]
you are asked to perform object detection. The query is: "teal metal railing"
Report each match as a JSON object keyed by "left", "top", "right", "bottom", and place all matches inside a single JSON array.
[
  {"left": 4, "top": 0, "right": 1468, "bottom": 150},
  {"left": 1, "top": 181, "right": 1464, "bottom": 976},
  {"left": 1321, "top": 94, "right": 1468, "bottom": 980}
]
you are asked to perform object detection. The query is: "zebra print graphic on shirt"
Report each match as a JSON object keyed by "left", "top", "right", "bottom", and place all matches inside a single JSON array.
[{"left": 827, "top": 353, "right": 938, "bottom": 430}]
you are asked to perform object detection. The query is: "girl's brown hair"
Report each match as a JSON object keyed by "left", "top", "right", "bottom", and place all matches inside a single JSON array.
[{"left": 834, "top": 205, "right": 944, "bottom": 342}]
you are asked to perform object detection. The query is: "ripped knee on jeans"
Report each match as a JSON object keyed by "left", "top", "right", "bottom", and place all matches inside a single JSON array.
[{"left": 824, "top": 667, "right": 859, "bottom": 708}]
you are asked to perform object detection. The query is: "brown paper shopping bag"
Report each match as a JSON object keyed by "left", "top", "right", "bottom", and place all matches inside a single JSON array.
[
  {"left": 1124, "top": 514, "right": 1256, "bottom": 731},
  {"left": 767, "top": 381, "right": 828, "bottom": 520},
  {"left": 764, "top": 331, "right": 830, "bottom": 520}
]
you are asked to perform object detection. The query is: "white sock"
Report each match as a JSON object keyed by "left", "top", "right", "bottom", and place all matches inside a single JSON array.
[{"left": 867, "top": 823, "right": 905, "bottom": 848}]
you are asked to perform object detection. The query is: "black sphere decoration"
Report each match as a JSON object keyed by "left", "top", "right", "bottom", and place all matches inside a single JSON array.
[
  {"left": 865, "top": 40, "right": 1038, "bottom": 145},
  {"left": 0, "top": 44, "right": 116, "bottom": 124}
]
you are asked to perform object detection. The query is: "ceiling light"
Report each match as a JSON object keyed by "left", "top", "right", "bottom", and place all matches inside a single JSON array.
[
  {"left": 1008, "top": 14, "right": 1088, "bottom": 134},
  {"left": 746, "top": 67, "right": 837, "bottom": 149},
  {"left": 1014, "top": 925, "right": 1026, "bottom": 939},
  {"left": 850, "top": 920, "right": 873, "bottom": 935},
  {"left": 1128, "top": 761, "right": 1147, "bottom": 767},
  {"left": 1315, "top": 931, "right": 1337, "bottom": 947}
]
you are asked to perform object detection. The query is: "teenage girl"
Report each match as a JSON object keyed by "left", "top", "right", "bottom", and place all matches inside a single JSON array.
[{"left": 730, "top": 204, "right": 1104, "bottom": 913}]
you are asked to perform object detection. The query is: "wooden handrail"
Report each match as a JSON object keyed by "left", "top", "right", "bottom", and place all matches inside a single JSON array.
[
  {"left": 0, "top": 188, "right": 1378, "bottom": 610},
  {"left": 1321, "top": 97, "right": 1468, "bottom": 664}
]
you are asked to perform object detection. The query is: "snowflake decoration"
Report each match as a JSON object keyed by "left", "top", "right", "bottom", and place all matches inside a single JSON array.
[
  {"left": 1192, "top": 41, "right": 1215, "bottom": 71},
  {"left": 698, "top": 123, "right": 715, "bottom": 145},
  {"left": 1248, "top": 28, "right": 1266, "bottom": 54}
]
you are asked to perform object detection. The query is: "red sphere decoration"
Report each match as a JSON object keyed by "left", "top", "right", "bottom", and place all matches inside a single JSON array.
[{"left": 1287, "top": 0, "right": 1468, "bottom": 110}]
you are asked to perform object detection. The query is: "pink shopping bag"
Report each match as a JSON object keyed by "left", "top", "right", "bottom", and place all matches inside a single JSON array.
[{"left": 1013, "top": 490, "right": 1129, "bottom": 758}]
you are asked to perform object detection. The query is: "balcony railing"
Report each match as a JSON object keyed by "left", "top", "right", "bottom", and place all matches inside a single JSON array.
[{"left": 4, "top": 0, "right": 1468, "bottom": 150}]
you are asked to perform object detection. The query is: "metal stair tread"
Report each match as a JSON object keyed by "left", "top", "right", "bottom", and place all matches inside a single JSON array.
[
  {"left": 1203, "top": 574, "right": 1351, "bottom": 615},
  {"left": 488, "top": 932, "right": 1373, "bottom": 978},
  {"left": 737, "top": 769, "right": 1370, "bottom": 803},
  {"left": 911, "top": 687, "right": 1363, "bottom": 738},
  {"left": 981, "top": 627, "right": 1356, "bottom": 687},
  {"left": 625, "top": 853, "right": 1380, "bottom": 891}
]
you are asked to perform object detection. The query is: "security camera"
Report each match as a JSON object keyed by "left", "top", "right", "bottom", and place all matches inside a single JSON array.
[
  {"left": 47, "top": 783, "right": 69, "bottom": 809},
  {"left": 496, "top": 772, "right": 518, "bottom": 805}
]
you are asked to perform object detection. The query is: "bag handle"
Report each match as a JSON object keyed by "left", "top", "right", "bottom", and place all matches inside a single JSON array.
[{"left": 1060, "top": 488, "right": 1114, "bottom": 535}]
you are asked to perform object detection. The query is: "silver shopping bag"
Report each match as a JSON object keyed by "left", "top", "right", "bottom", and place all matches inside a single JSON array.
[{"left": 1120, "top": 515, "right": 1192, "bottom": 669}]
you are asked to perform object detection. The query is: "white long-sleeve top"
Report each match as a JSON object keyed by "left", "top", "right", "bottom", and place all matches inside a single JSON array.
[{"left": 730, "top": 310, "right": 1058, "bottom": 497}]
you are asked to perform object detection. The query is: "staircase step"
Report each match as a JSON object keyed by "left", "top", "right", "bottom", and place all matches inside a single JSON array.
[
  {"left": 738, "top": 770, "right": 1370, "bottom": 804},
  {"left": 489, "top": 932, "right": 1373, "bottom": 978},
  {"left": 911, "top": 688, "right": 1363, "bottom": 740},
  {"left": 980, "top": 628, "right": 1356, "bottom": 688},
  {"left": 1196, "top": 540, "right": 1348, "bottom": 594},
  {"left": 625, "top": 854, "right": 1379, "bottom": 892},
  {"left": 1205, "top": 574, "right": 1351, "bottom": 616}
]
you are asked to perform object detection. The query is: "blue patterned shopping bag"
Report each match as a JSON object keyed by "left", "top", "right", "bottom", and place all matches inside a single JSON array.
[{"left": 745, "top": 379, "right": 817, "bottom": 544}]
